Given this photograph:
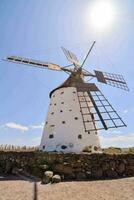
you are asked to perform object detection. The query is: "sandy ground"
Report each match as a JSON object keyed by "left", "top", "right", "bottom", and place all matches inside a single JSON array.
[{"left": 0, "top": 175, "right": 134, "bottom": 200}]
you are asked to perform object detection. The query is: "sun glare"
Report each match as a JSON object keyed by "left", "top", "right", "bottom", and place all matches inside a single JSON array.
[{"left": 89, "top": 1, "right": 114, "bottom": 30}]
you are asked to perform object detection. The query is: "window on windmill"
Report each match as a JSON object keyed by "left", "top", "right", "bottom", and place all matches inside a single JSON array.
[
  {"left": 51, "top": 112, "right": 54, "bottom": 115},
  {"left": 73, "top": 99, "right": 75, "bottom": 101},
  {"left": 78, "top": 134, "right": 82, "bottom": 139},
  {"left": 50, "top": 103, "right": 52, "bottom": 106},
  {"left": 60, "top": 110, "right": 63, "bottom": 113},
  {"left": 54, "top": 103, "right": 57, "bottom": 106},
  {"left": 61, "top": 102, "right": 64, "bottom": 104},
  {"left": 62, "top": 121, "right": 65, "bottom": 124},
  {"left": 73, "top": 91, "right": 76, "bottom": 93},
  {"left": 88, "top": 131, "right": 90, "bottom": 134},
  {"left": 74, "top": 117, "right": 78, "bottom": 120},
  {"left": 69, "top": 109, "right": 72, "bottom": 112},
  {"left": 43, "top": 145, "right": 45, "bottom": 149},
  {"left": 49, "top": 134, "right": 54, "bottom": 139},
  {"left": 50, "top": 125, "right": 55, "bottom": 127},
  {"left": 53, "top": 95, "right": 55, "bottom": 97},
  {"left": 60, "top": 91, "right": 64, "bottom": 94},
  {"left": 61, "top": 145, "right": 67, "bottom": 149},
  {"left": 45, "top": 121, "right": 48, "bottom": 125}
]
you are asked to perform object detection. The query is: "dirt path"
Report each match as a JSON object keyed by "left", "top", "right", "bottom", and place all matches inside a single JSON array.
[{"left": 0, "top": 175, "right": 134, "bottom": 200}]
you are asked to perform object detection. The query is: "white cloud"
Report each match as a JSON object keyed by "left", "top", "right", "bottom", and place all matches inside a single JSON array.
[
  {"left": 29, "top": 123, "right": 44, "bottom": 130},
  {"left": 100, "top": 133, "right": 134, "bottom": 147},
  {"left": 0, "top": 122, "right": 44, "bottom": 132},
  {"left": 5, "top": 122, "right": 29, "bottom": 132}
]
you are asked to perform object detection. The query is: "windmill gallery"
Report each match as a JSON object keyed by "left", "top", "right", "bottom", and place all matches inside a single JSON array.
[{"left": 3, "top": 41, "right": 129, "bottom": 153}]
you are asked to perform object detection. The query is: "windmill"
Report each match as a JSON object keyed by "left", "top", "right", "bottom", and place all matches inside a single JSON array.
[{"left": 3, "top": 41, "right": 129, "bottom": 153}]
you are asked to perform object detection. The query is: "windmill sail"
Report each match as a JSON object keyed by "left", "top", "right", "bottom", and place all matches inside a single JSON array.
[
  {"left": 76, "top": 83, "right": 126, "bottom": 132},
  {"left": 3, "top": 56, "right": 62, "bottom": 71},
  {"left": 94, "top": 70, "right": 129, "bottom": 91},
  {"left": 61, "top": 47, "right": 80, "bottom": 67}
]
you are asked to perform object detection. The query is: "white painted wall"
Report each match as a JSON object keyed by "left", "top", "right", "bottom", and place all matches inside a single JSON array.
[{"left": 40, "top": 87, "right": 101, "bottom": 153}]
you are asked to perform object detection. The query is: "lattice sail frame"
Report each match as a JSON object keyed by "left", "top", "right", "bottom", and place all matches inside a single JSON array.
[
  {"left": 76, "top": 83, "right": 126, "bottom": 132},
  {"left": 61, "top": 47, "right": 80, "bottom": 67},
  {"left": 94, "top": 70, "right": 129, "bottom": 91},
  {"left": 3, "top": 56, "right": 62, "bottom": 71}
]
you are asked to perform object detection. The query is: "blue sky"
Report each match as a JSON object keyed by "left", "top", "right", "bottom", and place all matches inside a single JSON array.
[{"left": 0, "top": 0, "right": 134, "bottom": 147}]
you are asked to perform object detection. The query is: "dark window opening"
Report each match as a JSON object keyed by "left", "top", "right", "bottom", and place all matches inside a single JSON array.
[
  {"left": 50, "top": 103, "right": 52, "bottom": 106},
  {"left": 61, "top": 102, "right": 64, "bottom": 104},
  {"left": 61, "top": 145, "right": 67, "bottom": 149},
  {"left": 74, "top": 117, "right": 78, "bottom": 120},
  {"left": 69, "top": 109, "right": 72, "bottom": 112},
  {"left": 95, "top": 131, "right": 97, "bottom": 135},
  {"left": 78, "top": 134, "right": 82, "bottom": 139},
  {"left": 50, "top": 125, "right": 55, "bottom": 127},
  {"left": 53, "top": 95, "right": 55, "bottom": 97},
  {"left": 62, "top": 121, "right": 65, "bottom": 124},
  {"left": 49, "top": 134, "right": 54, "bottom": 139},
  {"left": 54, "top": 103, "right": 57, "bottom": 106},
  {"left": 51, "top": 112, "right": 54, "bottom": 115},
  {"left": 60, "top": 110, "right": 63, "bottom": 112},
  {"left": 73, "top": 99, "right": 75, "bottom": 101},
  {"left": 73, "top": 91, "right": 76, "bottom": 93},
  {"left": 45, "top": 121, "right": 48, "bottom": 125},
  {"left": 43, "top": 145, "right": 45, "bottom": 149},
  {"left": 61, "top": 92, "right": 64, "bottom": 94},
  {"left": 88, "top": 131, "right": 90, "bottom": 134}
]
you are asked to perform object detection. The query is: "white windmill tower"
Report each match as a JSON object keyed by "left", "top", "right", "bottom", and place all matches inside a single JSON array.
[{"left": 3, "top": 41, "right": 129, "bottom": 153}]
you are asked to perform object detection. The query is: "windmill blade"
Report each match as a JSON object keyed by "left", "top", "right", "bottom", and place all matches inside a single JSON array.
[
  {"left": 3, "top": 56, "right": 62, "bottom": 71},
  {"left": 61, "top": 47, "right": 80, "bottom": 67},
  {"left": 94, "top": 70, "right": 129, "bottom": 91},
  {"left": 76, "top": 83, "right": 126, "bottom": 132}
]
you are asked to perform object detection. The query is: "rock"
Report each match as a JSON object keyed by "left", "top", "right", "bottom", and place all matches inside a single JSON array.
[
  {"left": 54, "top": 164, "right": 73, "bottom": 175},
  {"left": 52, "top": 175, "right": 61, "bottom": 183},
  {"left": 91, "top": 167, "right": 103, "bottom": 178},
  {"left": 42, "top": 171, "right": 53, "bottom": 184},
  {"left": 109, "top": 160, "right": 116, "bottom": 169},
  {"left": 0, "top": 167, "right": 3, "bottom": 173},
  {"left": 105, "top": 169, "right": 118, "bottom": 178},
  {"left": 101, "top": 162, "right": 109, "bottom": 171},
  {"left": 39, "top": 164, "right": 49, "bottom": 170},
  {"left": 12, "top": 167, "right": 19, "bottom": 175},
  {"left": 5, "top": 162, "right": 12, "bottom": 173},
  {"left": 76, "top": 172, "right": 87, "bottom": 180},
  {"left": 117, "top": 163, "right": 125, "bottom": 174}
]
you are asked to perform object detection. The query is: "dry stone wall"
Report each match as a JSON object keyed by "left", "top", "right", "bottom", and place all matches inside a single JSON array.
[{"left": 0, "top": 151, "right": 134, "bottom": 180}]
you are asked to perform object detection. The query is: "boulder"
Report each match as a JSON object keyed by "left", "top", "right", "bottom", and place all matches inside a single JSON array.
[
  {"left": 52, "top": 175, "right": 61, "bottom": 183},
  {"left": 42, "top": 171, "right": 53, "bottom": 184}
]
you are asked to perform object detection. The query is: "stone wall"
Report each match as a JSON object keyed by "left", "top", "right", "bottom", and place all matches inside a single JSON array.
[{"left": 0, "top": 151, "right": 134, "bottom": 180}]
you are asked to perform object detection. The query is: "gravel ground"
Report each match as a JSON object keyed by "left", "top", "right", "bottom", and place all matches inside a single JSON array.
[{"left": 0, "top": 175, "right": 134, "bottom": 200}]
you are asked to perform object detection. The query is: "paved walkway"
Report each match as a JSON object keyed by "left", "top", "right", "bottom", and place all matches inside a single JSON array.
[{"left": 0, "top": 175, "right": 134, "bottom": 200}]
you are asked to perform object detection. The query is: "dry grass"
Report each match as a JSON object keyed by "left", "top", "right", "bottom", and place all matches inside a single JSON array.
[
  {"left": 0, "top": 145, "right": 39, "bottom": 152},
  {"left": 0, "top": 145, "right": 134, "bottom": 153}
]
